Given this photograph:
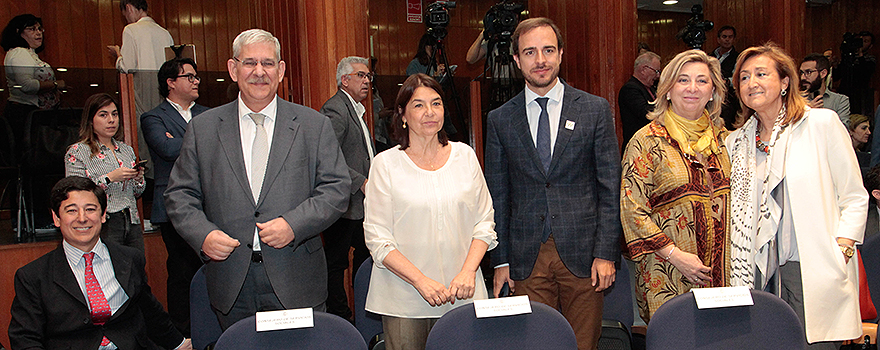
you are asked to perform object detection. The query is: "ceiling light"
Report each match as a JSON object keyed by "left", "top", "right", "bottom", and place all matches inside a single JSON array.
[
  {"left": 90, "top": 84, "right": 99, "bottom": 87},
  {"left": 216, "top": 78, "right": 225, "bottom": 82},
  {"left": 56, "top": 67, "right": 67, "bottom": 72},
  {"left": 663, "top": 0, "right": 678, "bottom": 4}
]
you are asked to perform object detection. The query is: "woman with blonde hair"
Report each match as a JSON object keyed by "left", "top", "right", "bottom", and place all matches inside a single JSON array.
[
  {"left": 621, "top": 49, "right": 730, "bottom": 322},
  {"left": 727, "top": 43, "right": 866, "bottom": 348}
]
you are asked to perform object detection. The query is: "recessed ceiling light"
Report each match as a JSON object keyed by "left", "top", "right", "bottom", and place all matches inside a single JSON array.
[
  {"left": 216, "top": 78, "right": 225, "bottom": 82},
  {"left": 56, "top": 67, "right": 67, "bottom": 72},
  {"left": 90, "top": 84, "right": 99, "bottom": 87},
  {"left": 663, "top": 0, "right": 678, "bottom": 4}
]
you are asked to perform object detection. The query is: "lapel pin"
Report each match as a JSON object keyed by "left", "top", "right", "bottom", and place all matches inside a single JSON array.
[{"left": 565, "top": 120, "right": 575, "bottom": 130}]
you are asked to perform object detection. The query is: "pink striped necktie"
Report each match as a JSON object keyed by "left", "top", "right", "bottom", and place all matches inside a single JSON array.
[{"left": 83, "top": 252, "right": 111, "bottom": 346}]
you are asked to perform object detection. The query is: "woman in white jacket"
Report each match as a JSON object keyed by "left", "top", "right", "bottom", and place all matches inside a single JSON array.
[{"left": 726, "top": 43, "right": 866, "bottom": 348}]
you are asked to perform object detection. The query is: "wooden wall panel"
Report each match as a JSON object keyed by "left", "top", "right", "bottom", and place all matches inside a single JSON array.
[
  {"left": 368, "top": 0, "right": 499, "bottom": 81},
  {"left": 704, "top": 0, "right": 804, "bottom": 58},
  {"left": 636, "top": 10, "right": 690, "bottom": 63},
  {"left": 0, "top": 0, "right": 257, "bottom": 72},
  {"left": 806, "top": 0, "right": 880, "bottom": 93}
]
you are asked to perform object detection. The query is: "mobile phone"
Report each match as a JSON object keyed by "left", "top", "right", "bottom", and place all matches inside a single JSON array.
[
  {"left": 135, "top": 159, "right": 148, "bottom": 169},
  {"left": 499, "top": 282, "right": 511, "bottom": 298}
]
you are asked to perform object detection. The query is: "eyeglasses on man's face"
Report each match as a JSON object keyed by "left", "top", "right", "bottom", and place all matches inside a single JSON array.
[
  {"left": 345, "top": 71, "right": 374, "bottom": 82},
  {"left": 233, "top": 57, "right": 278, "bottom": 69},
  {"left": 176, "top": 74, "right": 201, "bottom": 83},
  {"left": 799, "top": 69, "right": 818, "bottom": 77},
  {"left": 644, "top": 65, "right": 661, "bottom": 75}
]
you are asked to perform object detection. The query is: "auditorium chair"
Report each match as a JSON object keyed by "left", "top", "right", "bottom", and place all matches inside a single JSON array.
[
  {"left": 190, "top": 266, "right": 222, "bottom": 350},
  {"left": 424, "top": 301, "right": 578, "bottom": 349},
  {"left": 354, "top": 257, "right": 385, "bottom": 349},
  {"left": 646, "top": 289, "right": 805, "bottom": 349},
  {"left": 212, "top": 312, "right": 367, "bottom": 350},
  {"left": 599, "top": 256, "right": 634, "bottom": 350}
]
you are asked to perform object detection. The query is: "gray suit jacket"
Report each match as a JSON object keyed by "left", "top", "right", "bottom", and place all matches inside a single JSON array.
[
  {"left": 319, "top": 90, "right": 372, "bottom": 220},
  {"left": 164, "top": 98, "right": 351, "bottom": 313},
  {"left": 485, "top": 82, "right": 622, "bottom": 280}
]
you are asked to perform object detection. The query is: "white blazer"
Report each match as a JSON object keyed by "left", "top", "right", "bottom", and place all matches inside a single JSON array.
[{"left": 726, "top": 107, "right": 866, "bottom": 343}]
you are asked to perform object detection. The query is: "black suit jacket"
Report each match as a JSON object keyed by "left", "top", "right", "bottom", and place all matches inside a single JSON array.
[
  {"left": 712, "top": 47, "right": 739, "bottom": 80},
  {"left": 9, "top": 242, "right": 182, "bottom": 350},
  {"left": 485, "top": 82, "right": 622, "bottom": 280},
  {"left": 140, "top": 100, "right": 210, "bottom": 223},
  {"left": 618, "top": 76, "right": 655, "bottom": 147}
]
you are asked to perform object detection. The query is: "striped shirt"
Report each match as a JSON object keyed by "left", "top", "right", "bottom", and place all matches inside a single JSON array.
[
  {"left": 65, "top": 140, "right": 144, "bottom": 224},
  {"left": 63, "top": 239, "right": 128, "bottom": 350}
]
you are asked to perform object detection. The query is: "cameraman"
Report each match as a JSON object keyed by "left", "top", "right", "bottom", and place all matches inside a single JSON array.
[{"left": 838, "top": 31, "right": 876, "bottom": 115}]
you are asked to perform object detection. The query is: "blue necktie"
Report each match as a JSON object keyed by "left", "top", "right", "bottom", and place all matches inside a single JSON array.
[
  {"left": 536, "top": 97, "right": 551, "bottom": 173},
  {"left": 536, "top": 97, "right": 552, "bottom": 242}
]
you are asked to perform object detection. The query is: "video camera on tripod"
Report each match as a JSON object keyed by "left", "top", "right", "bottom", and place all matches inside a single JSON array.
[
  {"left": 425, "top": 1, "right": 456, "bottom": 40},
  {"left": 676, "top": 4, "right": 714, "bottom": 50},
  {"left": 483, "top": 1, "right": 524, "bottom": 46}
]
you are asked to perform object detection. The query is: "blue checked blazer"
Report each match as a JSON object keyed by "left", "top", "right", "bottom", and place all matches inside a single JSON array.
[{"left": 485, "top": 81, "right": 622, "bottom": 280}]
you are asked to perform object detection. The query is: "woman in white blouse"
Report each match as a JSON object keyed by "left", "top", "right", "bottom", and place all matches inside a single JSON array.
[
  {"left": 1, "top": 14, "right": 65, "bottom": 158},
  {"left": 364, "top": 73, "right": 497, "bottom": 350}
]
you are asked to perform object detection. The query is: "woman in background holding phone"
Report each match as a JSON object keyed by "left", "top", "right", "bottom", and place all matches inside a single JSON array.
[{"left": 65, "top": 93, "right": 146, "bottom": 251}]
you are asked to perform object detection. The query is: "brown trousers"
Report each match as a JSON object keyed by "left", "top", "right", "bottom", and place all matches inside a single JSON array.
[{"left": 514, "top": 235, "right": 604, "bottom": 350}]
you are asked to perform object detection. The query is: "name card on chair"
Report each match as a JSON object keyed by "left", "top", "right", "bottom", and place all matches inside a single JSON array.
[
  {"left": 474, "top": 295, "right": 532, "bottom": 318},
  {"left": 256, "top": 308, "right": 314, "bottom": 331},
  {"left": 692, "top": 287, "right": 754, "bottom": 309}
]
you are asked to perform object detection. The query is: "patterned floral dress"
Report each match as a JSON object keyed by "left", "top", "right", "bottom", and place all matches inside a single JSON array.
[{"left": 620, "top": 120, "right": 731, "bottom": 322}]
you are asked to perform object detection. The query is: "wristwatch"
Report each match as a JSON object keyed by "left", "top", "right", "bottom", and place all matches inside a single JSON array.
[
  {"left": 839, "top": 244, "right": 855, "bottom": 259},
  {"left": 103, "top": 176, "right": 112, "bottom": 185}
]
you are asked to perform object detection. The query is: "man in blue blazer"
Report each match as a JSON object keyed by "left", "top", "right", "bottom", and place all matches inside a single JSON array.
[
  {"left": 164, "top": 29, "right": 350, "bottom": 329},
  {"left": 485, "top": 18, "right": 622, "bottom": 349},
  {"left": 141, "top": 57, "right": 209, "bottom": 336},
  {"left": 9, "top": 176, "right": 190, "bottom": 350}
]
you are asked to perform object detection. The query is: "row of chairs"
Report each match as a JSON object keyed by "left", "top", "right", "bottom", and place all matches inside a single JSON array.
[{"left": 190, "top": 250, "right": 859, "bottom": 350}]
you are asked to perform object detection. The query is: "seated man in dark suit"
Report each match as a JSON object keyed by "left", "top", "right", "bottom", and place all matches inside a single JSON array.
[{"left": 9, "top": 176, "right": 191, "bottom": 350}]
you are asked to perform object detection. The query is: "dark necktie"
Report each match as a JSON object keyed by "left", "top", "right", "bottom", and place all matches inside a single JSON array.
[
  {"left": 84, "top": 252, "right": 111, "bottom": 346},
  {"left": 535, "top": 97, "right": 553, "bottom": 242},
  {"left": 536, "top": 97, "right": 551, "bottom": 173}
]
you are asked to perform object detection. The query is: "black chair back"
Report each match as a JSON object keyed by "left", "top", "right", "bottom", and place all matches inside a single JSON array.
[
  {"left": 190, "top": 266, "right": 222, "bottom": 350},
  {"left": 354, "top": 257, "right": 384, "bottom": 347},
  {"left": 213, "top": 312, "right": 368, "bottom": 350}
]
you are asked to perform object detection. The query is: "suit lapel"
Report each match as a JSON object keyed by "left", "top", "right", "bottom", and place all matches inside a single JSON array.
[
  {"left": 218, "top": 104, "right": 254, "bottom": 204},
  {"left": 550, "top": 84, "right": 579, "bottom": 174},
  {"left": 340, "top": 91, "right": 373, "bottom": 152},
  {"left": 51, "top": 246, "right": 88, "bottom": 307},
  {"left": 510, "top": 95, "right": 546, "bottom": 176},
  {"left": 107, "top": 243, "right": 133, "bottom": 319},
  {"left": 162, "top": 101, "right": 189, "bottom": 132},
  {"left": 257, "top": 100, "right": 300, "bottom": 207}
]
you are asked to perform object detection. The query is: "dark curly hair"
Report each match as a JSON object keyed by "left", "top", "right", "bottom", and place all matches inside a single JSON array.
[{"left": 1, "top": 14, "right": 44, "bottom": 53}]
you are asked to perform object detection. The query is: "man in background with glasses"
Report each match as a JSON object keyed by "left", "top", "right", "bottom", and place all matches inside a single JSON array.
[
  {"left": 165, "top": 29, "right": 350, "bottom": 330},
  {"left": 618, "top": 51, "right": 660, "bottom": 148},
  {"left": 318, "top": 56, "right": 375, "bottom": 323},
  {"left": 800, "top": 53, "right": 851, "bottom": 126},
  {"left": 141, "top": 57, "right": 209, "bottom": 337}
]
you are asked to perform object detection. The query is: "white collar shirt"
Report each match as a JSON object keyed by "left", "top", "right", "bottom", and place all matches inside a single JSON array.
[
  {"left": 238, "top": 95, "right": 278, "bottom": 251},
  {"left": 166, "top": 98, "right": 196, "bottom": 123},
  {"left": 524, "top": 78, "right": 564, "bottom": 157}
]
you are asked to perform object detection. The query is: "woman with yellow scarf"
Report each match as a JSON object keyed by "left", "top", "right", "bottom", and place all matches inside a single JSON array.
[{"left": 620, "top": 49, "right": 731, "bottom": 322}]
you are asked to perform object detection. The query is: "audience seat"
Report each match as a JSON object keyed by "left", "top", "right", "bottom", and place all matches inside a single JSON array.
[
  {"left": 424, "top": 301, "right": 578, "bottom": 350},
  {"left": 190, "top": 266, "right": 222, "bottom": 350},
  {"left": 212, "top": 312, "right": 367, "bottom": 350},
  {"left": 861, "top": 234, "right": 880, "bottom": 323},
  {"left": 646, "top": 289, "right": 805, "bottom": 349},
  {"left": 354, "top": 257, "right": 384, "bottom": 349}
]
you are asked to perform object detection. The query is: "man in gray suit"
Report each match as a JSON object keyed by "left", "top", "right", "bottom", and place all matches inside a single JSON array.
[
  {"left": 318, "top": 56, "right": 374, "bottom": 322},
  {"left": 164, "top": 29, "right": 350, "bottom": 329},
  {"left": 485, "top": 18, "right": 621, "bottom": 349}
]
